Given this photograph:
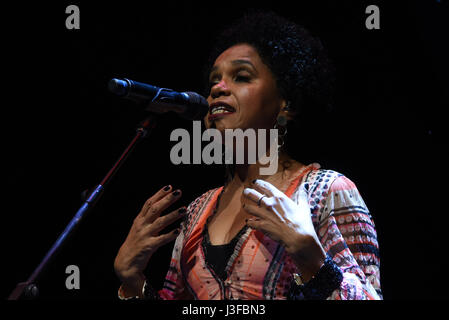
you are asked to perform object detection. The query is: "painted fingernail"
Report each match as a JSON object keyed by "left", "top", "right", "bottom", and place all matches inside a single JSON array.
[
  {"left": 252, "top": 179, "right": 257, "bottom": 184},
  {"left": 163, "top": 185, "right": 171, "bottom": 191},
  {"left": 245, "top": 219, "right": 248, "bottom": 223},
  {"left": 174, "top": 228, "right": 180, "bottom": 235},
  {"left": 178, "top": 208, "right": 187, "bottom": 215},
  {"left": 172, "top": 190, "right": 180, "bottom": 196}
]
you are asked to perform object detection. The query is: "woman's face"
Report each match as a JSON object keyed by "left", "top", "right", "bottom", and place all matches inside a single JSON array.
[{"left": 205, "top": 43, "right": 285, "bottom": 132}]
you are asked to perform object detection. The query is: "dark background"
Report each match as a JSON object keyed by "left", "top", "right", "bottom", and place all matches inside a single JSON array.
[{"left": 2, "top": 0, "right": 448, "bottom": 301}]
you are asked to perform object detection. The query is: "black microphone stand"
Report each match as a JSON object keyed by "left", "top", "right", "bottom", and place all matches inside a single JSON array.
[{"left": 8, "top": 115, "right": 158, "bottom": 300}]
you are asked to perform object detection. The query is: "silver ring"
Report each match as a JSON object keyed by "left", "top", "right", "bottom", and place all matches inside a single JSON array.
[{"left": 257, "top": 195, "right": 266, "bottom": 207}]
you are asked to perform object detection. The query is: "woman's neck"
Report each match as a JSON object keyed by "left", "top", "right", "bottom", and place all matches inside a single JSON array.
[{"left": 229, "top": 152, "right": 301, "bottom": 188}]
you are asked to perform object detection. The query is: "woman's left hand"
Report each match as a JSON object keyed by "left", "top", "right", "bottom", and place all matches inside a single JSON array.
[{"left": 242, "top": 179, "right": 326, "bottom": 281}]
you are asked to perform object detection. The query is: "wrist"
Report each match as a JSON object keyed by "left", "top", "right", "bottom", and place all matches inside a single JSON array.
[
  {"left": 119, "top": 272, "right": 146, "bottom": 298},
  {"left": 115, "top": 261, "right": 143, "bottom": 282},
  {"left": 288, "top": 235, "right": 326, "bottom": 282},
  {"left": 289, "top": 255, "right": 343, "bottom": 300}
]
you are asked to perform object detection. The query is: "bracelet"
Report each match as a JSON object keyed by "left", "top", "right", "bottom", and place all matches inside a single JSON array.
[
  {"left": 118, "top": 280, "right": 159, "bottom": 300},
  {"left": 117, "top": 286, "right": 140, "bottom": 300},
  {"left": 288, "top": 255, "right": 343, "bottom": 300}
]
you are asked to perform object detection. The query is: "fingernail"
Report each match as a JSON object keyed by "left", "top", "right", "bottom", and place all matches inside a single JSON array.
[
  {"left": 163, "top": 185, "right": 171, "bottom": 191},
  {"left": 174, "top": 228, "right": 180, "bottom": 235},
  {"left": 172, "top": 190, "right": 180, "bottom": 196},
  {"left": 178, "top": 208, "right": 187, "bottom": 215},
  {"left": 252, "top": 179, "right": 257, "bottom": 184},
  {"left": 245, "top": 219, "right": 248, "bottom": 223}
]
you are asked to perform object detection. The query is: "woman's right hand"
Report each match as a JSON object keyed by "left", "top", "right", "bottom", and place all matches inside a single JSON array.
[{"left": 114, "top": 185, "right": 186, "bottom": 297}]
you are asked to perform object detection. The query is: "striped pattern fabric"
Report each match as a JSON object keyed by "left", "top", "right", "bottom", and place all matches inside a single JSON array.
[{"left": 158, "top": 163, "right": 382, "bottom": 300}]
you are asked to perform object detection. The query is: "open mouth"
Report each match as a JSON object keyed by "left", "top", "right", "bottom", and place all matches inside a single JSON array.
[{"left": 208, "top": 103, "right": 235, "bottom": 120}]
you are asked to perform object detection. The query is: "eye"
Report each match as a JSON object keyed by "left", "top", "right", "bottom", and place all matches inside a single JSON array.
[
  {"left": 234, "top": 73, "right": 251, "bottom": 82},
  {"left": 208, "top": 76, "right": 220, "bottom": 90},
  {"left": 208, "top": 80, "right": 218, "bottom": 88}
]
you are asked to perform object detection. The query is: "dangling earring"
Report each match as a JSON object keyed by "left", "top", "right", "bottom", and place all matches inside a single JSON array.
[{"left": 274, "top": 102, "right": 290, "bottom": 154}]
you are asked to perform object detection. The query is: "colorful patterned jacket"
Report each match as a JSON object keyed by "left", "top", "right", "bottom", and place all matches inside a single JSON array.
[{"left": 157, "top": 163, "right": 382, "bottom": 300}]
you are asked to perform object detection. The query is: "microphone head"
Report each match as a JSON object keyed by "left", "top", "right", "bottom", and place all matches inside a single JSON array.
[
  {"left": 108, "top": 78, "right": 129, "bottom": 96},
  {"left": 184, "top": 92, "right": 208, "bottom": 107},
  {"left": 183, "top": 92, "right": 209, "bottom": 120}
]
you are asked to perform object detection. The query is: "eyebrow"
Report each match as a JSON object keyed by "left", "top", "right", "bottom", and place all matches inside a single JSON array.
[
  {"left": 210, "top": 59, "right": 256, "bottom": 75},
  {"left": 231, "top": 59, "right": 256, "bottom": 68}
]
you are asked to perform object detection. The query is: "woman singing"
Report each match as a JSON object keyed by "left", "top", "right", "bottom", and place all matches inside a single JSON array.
[{"left": 113, "top": 11, "right": 382, "bottom": 300}]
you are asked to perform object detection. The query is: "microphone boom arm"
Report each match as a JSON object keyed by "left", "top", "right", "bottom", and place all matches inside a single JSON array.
[{"left": 8, "top": 115, "right": 158, "bottom": 300}]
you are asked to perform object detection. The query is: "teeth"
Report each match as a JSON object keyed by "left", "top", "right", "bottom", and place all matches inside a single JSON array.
[{"left": 211, "top": 105, "right": 234, "bottom": 115}]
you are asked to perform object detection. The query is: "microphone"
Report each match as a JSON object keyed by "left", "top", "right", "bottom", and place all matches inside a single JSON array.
[{"left": 108, "top": 78, "right": 209, "bottom": 120}]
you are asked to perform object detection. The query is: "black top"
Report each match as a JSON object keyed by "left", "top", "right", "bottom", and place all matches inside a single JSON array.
[{"left": 202, "top": 225, "right": 248, "bottom": 281}]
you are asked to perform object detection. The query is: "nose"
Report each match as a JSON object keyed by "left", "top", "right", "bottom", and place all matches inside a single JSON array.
[{"left": 210, "top": 79, "right": 231, "bottom": 99}]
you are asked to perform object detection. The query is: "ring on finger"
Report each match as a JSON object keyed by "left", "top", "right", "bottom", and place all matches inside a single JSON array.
[{"left": 257, "top": 195, "right": 266, "bottom": 207}]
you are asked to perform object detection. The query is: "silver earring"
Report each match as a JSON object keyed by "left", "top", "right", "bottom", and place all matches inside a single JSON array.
[
  {"left": 275, "top": 117, "right": 288, "bottom": 153},
  {"left": 273, "top": 101, "right": 290, "bottom": 155},
  {"left": 276, "top": 114, "right": 288, "bottom": 127}
]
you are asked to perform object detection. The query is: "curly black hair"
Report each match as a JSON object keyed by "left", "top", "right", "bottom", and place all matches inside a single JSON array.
[{"left": 204, "top": 10, "right": 336, "bottom": 162}]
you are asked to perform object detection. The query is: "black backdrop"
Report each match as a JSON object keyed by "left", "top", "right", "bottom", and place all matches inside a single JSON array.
[{"left": 3, "top": 0, "right": 448, "bottom": 301}]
